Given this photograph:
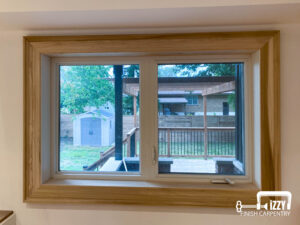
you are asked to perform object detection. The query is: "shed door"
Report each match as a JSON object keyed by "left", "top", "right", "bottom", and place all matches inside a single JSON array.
[{"left": 81, "top": 117, "right": 101, "bottom": 146}]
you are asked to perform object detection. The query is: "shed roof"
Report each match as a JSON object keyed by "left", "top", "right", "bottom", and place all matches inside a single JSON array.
[{"left": 83, "top": 109, "right": 114, "bottom": 118}]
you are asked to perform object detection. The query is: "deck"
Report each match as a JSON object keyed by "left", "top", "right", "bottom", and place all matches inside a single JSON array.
[
  {"left": 99, "top": 157, "right": 219, "bottom": 173},
  {"left": 170, "top": 158, "right": 216, "bottom": 173}
]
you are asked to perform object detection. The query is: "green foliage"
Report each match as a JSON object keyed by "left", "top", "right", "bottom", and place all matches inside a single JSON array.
[
  {"left": 172, "top": 63, "right": 236, "bottom": 77},
  {"left": 124, "top": 64, "right": 140, "bottom": 78},
  {"left": 123, "top": 95, "right": 133, "bottom": 115},
  {"left": 123, "top": 65, "right": 140, "bottom": 114},
  {"left": 158, "top": 65, "right": 176, "bottom": 77},
  {"left": 201, "top": 63, "right": 236, "bottom": 76},
  {"left": 60, "top": 64, "right": 237, "bottom": 115},
  {"left": 60, "top": 65, "right": 114, "bottom": 114}
]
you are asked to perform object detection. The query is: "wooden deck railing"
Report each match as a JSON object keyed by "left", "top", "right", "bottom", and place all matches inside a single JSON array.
[
  {"left": 85, "top": 127, "right": 235, "bottom": 171},
  {"left": 158, "top": 127, "right": 235, "bottom": 158},
  {"left": 84, "top": 127, "right": 138, "bottom": 171}
]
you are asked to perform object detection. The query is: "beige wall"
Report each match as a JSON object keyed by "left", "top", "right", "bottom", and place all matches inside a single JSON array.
[
  {"left": 1, "top": 0, "right": 299, "bottom": 12},
  {"left": 0, "top": 24, "right": 300, "bottom": 225}
]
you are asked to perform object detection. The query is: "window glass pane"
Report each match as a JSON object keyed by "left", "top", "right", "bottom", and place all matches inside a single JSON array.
[
  {"left": 193, "top": 96, "right": 198, "bottom": 105},
  {"left": 59, "top": 64, "right": 140, "bottom": 172},
  {"left": 157, "top": 63, "right": 244, "bottom": 175}
]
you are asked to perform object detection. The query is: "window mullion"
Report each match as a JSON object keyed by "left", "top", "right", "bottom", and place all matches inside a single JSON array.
[{"left": 140, "top": 59, "right": 158, "bottom": 179}]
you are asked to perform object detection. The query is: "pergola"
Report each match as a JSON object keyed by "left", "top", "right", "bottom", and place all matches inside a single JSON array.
[
  {"left": 123, "top": 76, "right": 235, "bottom": 120},
  {"left": 112, "top": 65, "right": 236, "bottom": 160},
  {"left": 121, "top": 75, "right": 236, "bottom": 159}
]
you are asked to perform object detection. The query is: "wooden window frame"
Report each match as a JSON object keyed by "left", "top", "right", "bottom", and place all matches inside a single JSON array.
[{"left": 24, "top": 31, "right": 280, "bottom": 206}]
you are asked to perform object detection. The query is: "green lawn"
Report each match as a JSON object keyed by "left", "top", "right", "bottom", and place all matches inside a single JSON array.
[{"left": 60, "top": 144, "right": 112, "bottom": 171}]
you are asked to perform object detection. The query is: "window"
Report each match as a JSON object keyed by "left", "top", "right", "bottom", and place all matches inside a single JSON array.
[
  {"left": 24, "top": 32, "right": 280, "bottom": 206},
  {"left": 59, "top": 64, "right": 140, "bottom": 172},
  {"left": 56, "top": 61, "right": 245, "bottom": 177},
  {"left": 157, "top": 63, "right": 244, "bottom": 175},
  {"left": 56, "top": 61, "right": 246, "bottom": 177},
  {"left": 186, "top": 95, "right": 198, "bottom": 105}
]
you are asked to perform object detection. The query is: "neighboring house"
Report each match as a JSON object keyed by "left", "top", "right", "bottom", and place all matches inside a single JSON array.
[
  {"left": 73, "top": 104, "right": 115, "bottom": 147},
  {"left": 158, "top": 91, "right": 235, "bottom": 116}
]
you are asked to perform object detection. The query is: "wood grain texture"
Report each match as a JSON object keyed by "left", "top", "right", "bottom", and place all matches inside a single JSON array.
[
  {"left": 26, "top": 181, "right": 258, "bottom": 207},
  {"left": 260, "top": 33, "right": 281, "bottom": 192},
  {"left": 0, "top": 211, "right": 13, "bottom": 223},
  {"left": 24, "top": 31, "right": 281, "bottom": 206},
  {"left": 272, "top": 32, "right": 281, "bottom": 192},
  {"left": 24, "top": 32, "right": 277, "bottom": 54},
  {"left": 23, "top": 40, "right": 42, "bottom": 200}
]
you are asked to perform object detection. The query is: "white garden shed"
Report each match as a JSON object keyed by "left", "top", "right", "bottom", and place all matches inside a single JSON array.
[{"left": 73, "top": 109, "right": 115, "bottom": 147}]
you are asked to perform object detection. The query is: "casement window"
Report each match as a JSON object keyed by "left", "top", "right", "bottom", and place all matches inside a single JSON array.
[
  {"left": 56, "top": 60, "right": 245, "bottom": 178},
  {"left": 58, "top": 64, "right": 141, "bottom": 173},
  {"left": 24, "top": 32, "right": 280, "bottom": 206}
]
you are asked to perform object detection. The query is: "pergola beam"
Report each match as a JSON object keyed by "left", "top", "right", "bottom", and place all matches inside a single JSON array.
[
  {"left": 122, "top": 77, "right": 235, "bottom": 97},
  {"left": 202, "top": 81, "right": 235, "bottom": 96},
  {"left": 123, "top": 83, "right": 139, "bottom": 96}
]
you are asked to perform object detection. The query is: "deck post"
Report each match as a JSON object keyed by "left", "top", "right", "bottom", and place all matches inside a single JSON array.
[
  {"left": 133, "top": 96, "right": 137, "bottom": 127},
  {"left": 167, "top": 129, "right": 171, "bottom": 157},
  {"left": 133, "top": 96, "right": 137, "bottom": 157},
  {"left": 127, "top": 135, "right": 131, "bottom": 157},
  {"left": 130, "top": 133, "right": 136, "bottom": 157},
  {"left": 203, "top": 96, "right": 208, "bottom": 159},
  {"left": 114, "top": 65, "right": 123, "bottom": 160}
]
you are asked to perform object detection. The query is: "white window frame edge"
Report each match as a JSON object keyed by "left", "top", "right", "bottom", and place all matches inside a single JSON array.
[{"left": 45, "top": 54, "right": 254, "bottom": 184}]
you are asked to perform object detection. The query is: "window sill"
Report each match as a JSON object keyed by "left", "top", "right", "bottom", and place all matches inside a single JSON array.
[
  {"left": 25, "top": 178, "right": 259, "bottom": 206},
  {"left": 46, "top": 178, "right": 257, "bottom": 189}
]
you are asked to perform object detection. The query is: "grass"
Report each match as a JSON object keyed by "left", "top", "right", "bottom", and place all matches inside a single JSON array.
[{"left": 60, "top": 143, "right": 112, "bottom": 171}]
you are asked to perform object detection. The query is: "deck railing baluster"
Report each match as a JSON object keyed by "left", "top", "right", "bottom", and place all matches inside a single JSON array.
[{"left": 86, "top": 127, "right": 236, "bottom": 171}]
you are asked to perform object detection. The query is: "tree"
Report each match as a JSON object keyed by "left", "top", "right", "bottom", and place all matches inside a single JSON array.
[
  {"left": 60, "top": 65, "right": 114, "bottom": 114},
  {"left": 123, "top": 65, "right": 140, "bottom": 115},
  {"left": 60, "top": 64, "right": 236, "bottom": 115},
  {"left": 172, "top": 63, "right": 236, "bottom": 77},
  {"left": 124, "top": 64, "right": 139, "bottom": 78}
]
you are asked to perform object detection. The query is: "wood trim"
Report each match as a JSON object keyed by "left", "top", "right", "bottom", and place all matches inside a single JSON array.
[
  {"left": 24, "top": 31, "right": 281, "bottom": 206},
  {"left": 25, "top": 181, "right": 258, "bottom": 206},
  {"left": 24, "top": 40, "right": 42, "bottom": 200},
  {"left": 260, "top": 32, "right": 281, "bottom": 191},
  {"left": 0, "top": 211, "right": 13, "bottom": 223},
  {"left": 24, "top": 32, "right": 276, "bottom": 54},
  {"left": 24, "top": 31, "right": 278, "bottom": 42}
]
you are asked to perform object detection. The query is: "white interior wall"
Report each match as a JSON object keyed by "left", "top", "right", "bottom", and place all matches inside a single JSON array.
[{"left": 0, "top": 23, "right": 300, "bottom": 225}]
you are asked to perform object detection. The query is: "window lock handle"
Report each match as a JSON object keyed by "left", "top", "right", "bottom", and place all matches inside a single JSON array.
[{"left": 153, "top": 146, "right": 157, "bottom": 165}]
